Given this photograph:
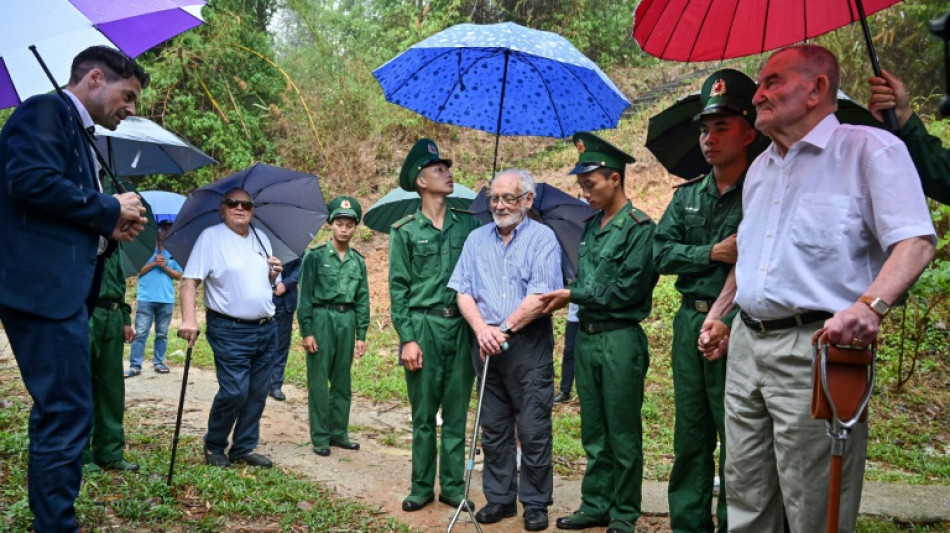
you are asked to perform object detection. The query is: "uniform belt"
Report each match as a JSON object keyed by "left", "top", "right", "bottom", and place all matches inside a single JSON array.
[
  {"left": 318, "top": 303, "right": 354, "bottom": 312},
  {"left": 682, "top": 296, "right": 714, "bottom": 313},
  {"left": 207, "top": 309, "right": 275, "bottom": 326},
  {"left": 410, "top": 306, "right": 460, "bottom": 318},
  {"left": 578, "top": 320, "right": 636, "bottom": 334},
  {"left": 95, "top": 299, "right": 121, "bottom": 311},
  {"left": 739, "top": 309, "right": 832, "bottom": 333}
]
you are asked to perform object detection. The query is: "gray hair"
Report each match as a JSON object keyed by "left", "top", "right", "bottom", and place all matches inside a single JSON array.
[{"left": 492, "top": 168, "right": 536, "bottom": 195}]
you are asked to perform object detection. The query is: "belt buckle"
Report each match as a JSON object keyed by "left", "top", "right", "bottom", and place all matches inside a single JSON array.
[
  {"left": 441, "top": 308, "right": 452, "bottom": 318},
  {"left": 583, "top": 323, "right": 595, "bottom": 334},
  {"left": 695, "top": 300, "right": 710, "bottom": 313},
  {"left": 752, "top": 317, "right": 766, "bottom": 333}
]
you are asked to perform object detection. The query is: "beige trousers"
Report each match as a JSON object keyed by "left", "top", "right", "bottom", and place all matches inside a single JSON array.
[{"left": 725, "top": 318, "right": 867, "bottom": 533}]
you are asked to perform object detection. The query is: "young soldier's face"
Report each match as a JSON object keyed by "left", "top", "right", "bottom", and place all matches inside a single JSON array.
[
  {"left": 416, "top": 162, "right": 453, "bottom": 195},
  {"left": 575, "top": 169, "right": 619, "bottom": 211},
  {"left": 699, "top": 114, "right": 756, "bottom": 168},
  {"left": 331, "top": 217, "right": 356, "bottom": 245}
]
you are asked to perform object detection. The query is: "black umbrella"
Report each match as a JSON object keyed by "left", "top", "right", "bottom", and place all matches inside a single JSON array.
[
  {"left": 104, "top": 177, "right": 159, "bottom": 277},
  {"left": 646, "top": 90, "right": 882, "bottom": 180},
  {"left": 470, "top": 183, "right": 594, "bottom": 280},
  {"left": 163, "top": 163, "right": 328, "bottom": 268},
  {"left": 95, "top": 116, "right": 216, "bottom": 176}
]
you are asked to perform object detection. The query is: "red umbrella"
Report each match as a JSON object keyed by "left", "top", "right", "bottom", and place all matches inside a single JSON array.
[{"left": 632, "top": 0, "right": 902, "bottom": 131}]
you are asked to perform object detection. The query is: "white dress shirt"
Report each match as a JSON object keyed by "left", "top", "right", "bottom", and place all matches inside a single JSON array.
[{"left": 735, "top": 114, "right": 935, "bottom": 318}]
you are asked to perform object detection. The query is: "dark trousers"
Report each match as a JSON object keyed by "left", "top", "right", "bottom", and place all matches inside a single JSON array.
[
  {"left": 0, "top": 303, "right": 91, "bottom": 533},
  {"left": 474, "top": 316, "right": 554, "bottom": 511},
  {"left": 559, "top": 321, "right": 578, "bottom": 395},
  {"left": 270, "top": 306, "right": 295, "bottom": 389},
  {"left": 204, "top": 313, "right": 277, "bottom": 458}
]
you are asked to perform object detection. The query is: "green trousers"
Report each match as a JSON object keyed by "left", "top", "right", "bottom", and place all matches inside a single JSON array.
[
  {"left": 83, "top": 307, "right": 127, "bottom": 465},
  {"left": 403, "top": 313, "right": 474, "bottom": 503},
  {"left": 575, "top": 324, "right": 649, "bottom": 523},
  {"left": 306, "top": 308, "right": 356, "bottom": 448},
  {"left": 668, "top": 306, "right": 727, "bottom": 533}
]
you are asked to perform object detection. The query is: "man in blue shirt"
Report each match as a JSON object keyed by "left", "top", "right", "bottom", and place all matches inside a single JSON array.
[
  {"left": 449, "top": 168, "right": 563, "bottom": 532},
  {"left": 128, "top": 221, "right": 182, "bottom": 376}
]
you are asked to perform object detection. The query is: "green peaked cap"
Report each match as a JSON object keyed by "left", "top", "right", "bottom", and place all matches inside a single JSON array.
[
  {"left": 399, "top": 138, "right": 453, "bottom": 192},
  {"left": 695, "top": 68, "right": 757, "bottom": 125},
  {"left": 569, "top": 131, "right": 635, "bottom": 175},
  {"left": 327, "top": 195, "right": 362, "bottom": 224}
]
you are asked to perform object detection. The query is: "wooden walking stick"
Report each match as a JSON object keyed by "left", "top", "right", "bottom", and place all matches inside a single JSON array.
[{"left": 811, "top": 331, "right": 875, "bottom": 533}]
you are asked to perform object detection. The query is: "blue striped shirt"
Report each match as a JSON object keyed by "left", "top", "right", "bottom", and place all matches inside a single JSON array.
[{"left": 448, "top": 217, "right": 563, "bottom": 325}]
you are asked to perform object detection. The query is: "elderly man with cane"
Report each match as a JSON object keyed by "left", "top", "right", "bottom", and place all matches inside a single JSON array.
[{"left": 449, "top": 168, "right": 563, "bottom": 531}]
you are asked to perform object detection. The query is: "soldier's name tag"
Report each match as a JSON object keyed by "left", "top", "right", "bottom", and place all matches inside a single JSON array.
[
  {"left": 685, "top": 206, "right": 700, "bottom": 212},
  {"left": 417, "top": 240, "right": 429, "bottom": 244}
]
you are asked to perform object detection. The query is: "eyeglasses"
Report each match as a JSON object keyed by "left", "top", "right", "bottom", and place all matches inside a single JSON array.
[
  {"left": 222, "top": 198, "right": 255, "bottom": 210},
  {"left": 487, "top": 192, "right": 528, "bottom": 206}
]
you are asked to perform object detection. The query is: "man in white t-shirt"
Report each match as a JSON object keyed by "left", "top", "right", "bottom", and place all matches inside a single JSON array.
[{"left": 178, "top": 188, "right": 284, "bottom": 468}]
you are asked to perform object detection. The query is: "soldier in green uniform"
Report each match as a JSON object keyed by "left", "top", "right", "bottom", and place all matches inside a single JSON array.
[
  {"left": 83, "top": 250, "right": 138, "bottom": 473},
  {"left": 653, "top": 69, "right": 759, "bottom": 533},
  {"left": 297, "top": 195, "right": 370, "bottom": 457},
  {"left": 540, "top": 132, "right": 658, "bottom": 533},
  {"left": 868, "top": 69, "right": 950, "bottom": 204},
  {"left": 389, "top": 139, "right": 481, "bottom": 512}
]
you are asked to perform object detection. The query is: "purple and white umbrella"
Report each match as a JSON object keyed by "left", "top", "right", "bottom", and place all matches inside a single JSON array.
[{"left": 0, "top": 0, "right": 206, "bottom": 110}]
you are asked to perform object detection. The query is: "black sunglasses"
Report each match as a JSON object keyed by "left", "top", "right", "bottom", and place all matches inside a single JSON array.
[{"left": 222, "top": 198, "right": 255, "bottom": 210}]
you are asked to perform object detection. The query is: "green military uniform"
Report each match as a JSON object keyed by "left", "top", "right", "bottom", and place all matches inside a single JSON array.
[
  {"left": 390, "top": 137, "right": 481, "bottom": 506},
  {"left": 653, "top": 68, "right": 757, "bottom": 533},
  {"left": 83, "top": 250, "right": 132, "bottom": 467},
  {"left": 297, "top": 196, "right": 370, "bottom": 450},
  {"left": 390, "top": 207, "right": 480, "bottom": 504},
  {"left": 901, "top": 112, "right": 950, "bottom": 205},
  {"left": 566, "top": 133, "right": 658, "bottom": 531}
]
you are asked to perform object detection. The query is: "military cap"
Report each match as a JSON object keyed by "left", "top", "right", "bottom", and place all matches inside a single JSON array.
[
  {"left": 569, "top": 132, "right": 636, "bottom": 175},
  {"left": 399, "top": 138, "right": 453, "bottom": 192},
  {"left": 695, "top": 68, "right": 757, "bottom": 125},
  {"left": 327, "top": 195, "right": 362, "bottom": 224}
]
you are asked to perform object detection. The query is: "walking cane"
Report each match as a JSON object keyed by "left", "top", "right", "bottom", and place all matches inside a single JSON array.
[
  {"left": 447, "top": 342, "right": 507, "bottom": 533},
  {"left": 812, "top": 333, "right": 875, "bottom": 533},
  {"left": 167, "top": 334, "right": 198, "bottom": 488}
]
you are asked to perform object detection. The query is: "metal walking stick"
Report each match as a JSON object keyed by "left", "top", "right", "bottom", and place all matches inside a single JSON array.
[
  {"left": 448, "top": 342, "right": 506, "bottom": 533},
  {"left": 167, "top": 334, "right": 198, "bottom": 487},
  {"left": 812, "top": 334, "right": 875, "bottom": 533}
]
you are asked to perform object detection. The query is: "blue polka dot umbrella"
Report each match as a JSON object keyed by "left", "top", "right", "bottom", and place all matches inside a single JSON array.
[{"left": 373, "top": 22, "right": 630, "bottom": 176}]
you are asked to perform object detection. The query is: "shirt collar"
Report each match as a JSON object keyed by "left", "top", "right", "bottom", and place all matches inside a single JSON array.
[
  {"left": 63, "top": 89, "right": 95, "bottom": 133},
  {"left": 491, "top": 214, "right": 532, "bottom": 240},
  {"left": 764, "top": 113, "right": 839, "bottom": 162}
]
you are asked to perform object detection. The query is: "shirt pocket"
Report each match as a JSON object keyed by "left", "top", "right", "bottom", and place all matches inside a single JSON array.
[
  {"left": 685, "top": 213, "right": 707, "bottom": 243},
  {"left": 790, "top": 194, "right": 849, "bottom": 251},
  {"left": 410, "top": 242, "right": 440, "bottom": 277},
  {"left": 598, "top": 241, "right": 626, "bottom": 277}
]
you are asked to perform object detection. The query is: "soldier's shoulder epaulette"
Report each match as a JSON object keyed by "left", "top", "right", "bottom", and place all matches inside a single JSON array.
[
  {"left": 672, "top": 174, "right": 706, "bottom": 189},
  {"left": 391, "top": 213, "right": 415, "bottom": 230},
  {"left": 450, "top": 207, "right": 475, "bottom": 215},
  {"left": 307, "top": 241, "right": 327, "bottom": 251},
  {"left": 630, "top": 208, "right": 653, "bottom": 224},
  {"left": 351, "top": 247, "right": 364, "bottom": 258}
]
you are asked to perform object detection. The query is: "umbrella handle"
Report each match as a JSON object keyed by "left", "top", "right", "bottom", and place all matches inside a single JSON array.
[{"left": 854, "top": 0, "right": 900, "bottom": 133}]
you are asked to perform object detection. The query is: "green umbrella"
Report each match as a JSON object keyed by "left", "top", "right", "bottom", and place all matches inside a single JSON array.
[
  {"left": 363, "top": 184, "right": 478, "bottom": 233},
  {"left": 646, "top": 90, "right": 881, "bottom": 180},
  {"left": 105, "top": 177, "right": 159, "bottom": 278}
]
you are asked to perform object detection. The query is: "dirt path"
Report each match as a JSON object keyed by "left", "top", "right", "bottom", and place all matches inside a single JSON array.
[{"left": 122, "top": 362, "right": 613, "bottom": 533}]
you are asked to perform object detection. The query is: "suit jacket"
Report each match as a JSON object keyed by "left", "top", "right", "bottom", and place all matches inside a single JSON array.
[
  {"left": 0, "top": 94, "right": 120, "bottom": 319},
  {"left": 273, "top": 257, "right": 301, "bottom": 313}
]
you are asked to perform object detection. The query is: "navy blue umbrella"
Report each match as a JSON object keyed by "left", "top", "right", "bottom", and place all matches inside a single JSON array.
[
  {"left": 470, "top": 183, "right": 594, "bottom": 280},
  {"left": 163, "top": 163, "right": 328, "bottom": 268},
  {"left": 374, "top": 22, "right": 630, "bottom": 176}
]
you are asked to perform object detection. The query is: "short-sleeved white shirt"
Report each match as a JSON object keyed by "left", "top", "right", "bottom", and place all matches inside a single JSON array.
[
  {"left": 183, "top": 223, "right": 276, "bottom": 320},
  {"left": 735, "top": 114, "right": 935, "bottom": 318}
]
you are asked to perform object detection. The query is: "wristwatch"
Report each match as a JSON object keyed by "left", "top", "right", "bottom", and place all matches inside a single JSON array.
[
  {"left": 859, "top": 296, "right": 891, "bottom": 318},
  {"left": 499, "top": 321, "right": 512, "bottom": 335}
]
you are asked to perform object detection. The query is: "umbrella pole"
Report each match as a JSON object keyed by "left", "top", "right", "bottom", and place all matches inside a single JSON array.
[
  {"left": 28, "top": 45, "right": 127, "bottom": 193},
  {"left": 490, "top": 50, "right": 512, "bottom": 180},
  {"left": 167, "top": 339, "right": 197, "bottom": 488},
  {"left": 854, "top": 0, "right": 901, "bottom": 133}
]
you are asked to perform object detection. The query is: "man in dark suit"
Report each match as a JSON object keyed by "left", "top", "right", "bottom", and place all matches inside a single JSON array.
[{"left": 0, "top": 45, "right": 148, "bottom": 533}]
